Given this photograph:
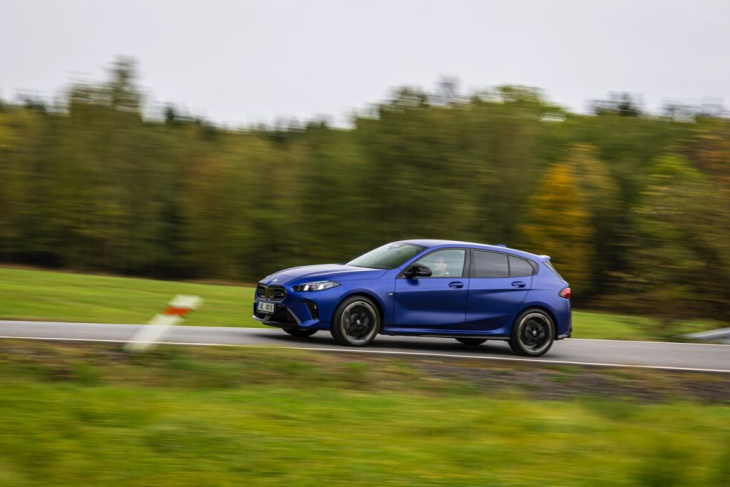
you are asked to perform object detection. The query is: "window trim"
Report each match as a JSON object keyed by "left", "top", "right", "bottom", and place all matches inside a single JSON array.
[{"left": 468, "top": 249, "right": 537, "bottom": 279}]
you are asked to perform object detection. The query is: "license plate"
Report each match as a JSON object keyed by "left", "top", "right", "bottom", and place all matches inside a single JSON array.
[{"left": 258, "top": 302, "right": 275, "bottom": 313}]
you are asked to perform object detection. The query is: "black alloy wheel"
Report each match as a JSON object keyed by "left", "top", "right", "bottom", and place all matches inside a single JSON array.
[
  {"left": 509, "top": 309, "right": 555, "bottom": 357},
  {"left": 330, "top": 296, "right": 379, "bottom": 346}
]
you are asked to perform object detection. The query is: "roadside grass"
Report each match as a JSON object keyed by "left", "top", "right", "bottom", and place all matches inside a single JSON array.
[
  {"left": 0, "top": 341, "right": 728, "bottom": 486},
  {"left": 571, "top": 310, "right": 720, "bottom": 341},
  {"left": 0, "top": 266, "right": 261, "bottom": 328},
  {"left": 0, "top": 266, "right": 721, "bottom": 340},
  {"left": 572, "top": 310, "right": 654, "bottom": 340}
]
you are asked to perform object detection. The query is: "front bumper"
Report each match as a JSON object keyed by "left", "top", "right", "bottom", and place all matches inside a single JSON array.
[
  {"left": 253, "top": 284, "right": 343, "bottom": 330},
  {"left": 252, "top": 302, "right": 301, "bottom": 328}
]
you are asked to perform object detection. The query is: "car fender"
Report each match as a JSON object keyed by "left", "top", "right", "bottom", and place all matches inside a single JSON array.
[
  {"left": 513, "top": 299, "right": 570, "bottom": 336},
  {"left": 334, "top": 287, "right": 391, "bottom": 330}
]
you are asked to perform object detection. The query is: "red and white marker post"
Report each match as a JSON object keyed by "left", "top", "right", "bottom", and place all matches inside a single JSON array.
[{"left": 124, "top": 295, "right": 203, "bottom": 353}]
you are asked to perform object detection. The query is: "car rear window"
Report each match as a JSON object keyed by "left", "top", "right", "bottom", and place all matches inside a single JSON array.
[{"left": 509, "top": 256, "right": 535, "bottom": 277}]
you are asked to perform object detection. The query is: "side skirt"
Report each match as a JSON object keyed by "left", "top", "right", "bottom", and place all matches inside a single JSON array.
[{"left": 380, "top": 332, "right": 511, "bottom": 341}]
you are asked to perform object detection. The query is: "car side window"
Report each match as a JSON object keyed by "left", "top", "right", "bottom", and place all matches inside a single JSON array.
[
  {"left": 471, "top": 250, "right": 509, "bottom": 278},
  {"left": 509, "top": 256, "right": 536, "bottom": 277},
  {"left": 414, "top": 249, "right": 466, "bottom": 278}
]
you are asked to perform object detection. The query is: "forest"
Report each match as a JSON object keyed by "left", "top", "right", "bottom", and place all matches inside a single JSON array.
[{"left": 1, "top": 60, "right": 728, "bottom": 321}]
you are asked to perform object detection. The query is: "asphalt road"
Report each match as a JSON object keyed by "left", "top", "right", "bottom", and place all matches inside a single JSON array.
[{"left": 1, "top": 320, "right": 729, "bottom": 373}]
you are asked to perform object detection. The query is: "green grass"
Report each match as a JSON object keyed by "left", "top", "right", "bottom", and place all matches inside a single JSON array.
[
  {"left": 0, "top": 342, "right": 728, "bottom": 486},
  {"left": 0, "top": 266, "right": 261, "bottom": 328},
  {"left": 572, "top": 310, "right": 720, "bottom": 341},
  {"left": 0, "top": 266, "right": 721, "bottom": 340},
  {"left": 572, "top": 310, "right": 654, "bottom": 340}
]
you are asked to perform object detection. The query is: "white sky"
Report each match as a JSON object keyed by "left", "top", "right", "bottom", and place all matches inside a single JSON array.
[{"left": 2, "top": 0, "right": 729, "bottom": 127}]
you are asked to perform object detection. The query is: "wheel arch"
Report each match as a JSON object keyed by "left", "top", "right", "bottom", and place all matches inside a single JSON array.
[
  {"left": 333, "top": 291, "right": 387, "bottom": 332},
  {"left": 514, "top": 304, "right": 559, "bottom": 336}
]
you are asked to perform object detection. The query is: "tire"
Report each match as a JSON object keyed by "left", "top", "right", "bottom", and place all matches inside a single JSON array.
[
  {"left": 330, "top": 296, "right": 380, "bottom": 347},
  {"left": 509, "top": 309, "right": 555, "bottom": 357},
  {"left": 455, "top": 338, "right": 487, "bottom": 346},
  {"left": 283, "top": 327, "right": 318, "bottom": 338}
]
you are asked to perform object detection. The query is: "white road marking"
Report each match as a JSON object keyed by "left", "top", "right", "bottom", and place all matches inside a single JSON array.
[
  {"left": 568, "top": 337, "right": 730, "bottom": 347},
  {"left": 1, "top": 334, "right": 729, "bottom": 374}
]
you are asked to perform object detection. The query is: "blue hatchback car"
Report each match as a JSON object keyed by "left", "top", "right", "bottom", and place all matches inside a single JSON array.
[{"left": 253, "top": 240, "right": 571, "bottom": 356}]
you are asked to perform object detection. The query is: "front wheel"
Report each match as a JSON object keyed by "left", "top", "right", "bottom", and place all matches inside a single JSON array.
[
  {"left": 283, "top": 327, "right": 318, "bottom": 338},
  {"left": 330, "top": 296, "right": 379, "bottom": 346},
  {"left": 509, "top": 309, "right": 555, "bottom": 357}
]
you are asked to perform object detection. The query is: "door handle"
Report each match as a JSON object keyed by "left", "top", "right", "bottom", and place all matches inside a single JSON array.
[
  {"left": 449, "top": 281, "right": 464, "bottom": 288},
  {"left": 512, "top": 281, "right": 526, "bottom": 288}
]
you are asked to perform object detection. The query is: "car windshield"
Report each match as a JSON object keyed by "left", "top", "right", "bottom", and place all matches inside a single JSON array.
[{"left": 347, "top": 243, "right": 425, "bottom": 269}]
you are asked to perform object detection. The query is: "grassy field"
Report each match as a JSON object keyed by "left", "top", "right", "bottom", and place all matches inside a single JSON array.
[
  {"left": 0, "top": 266, "right": 261, "bottom": 328},
  {"left": 0, "top": 266, "right": 719, "bottom": 340},
  {"left": 0, "top": 341, "right": 728, "bottom": 486}
]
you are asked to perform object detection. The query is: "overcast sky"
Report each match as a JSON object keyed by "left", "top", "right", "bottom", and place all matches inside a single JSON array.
[{"left": 2, "top": 0, "right": 729, "bottom": 126}]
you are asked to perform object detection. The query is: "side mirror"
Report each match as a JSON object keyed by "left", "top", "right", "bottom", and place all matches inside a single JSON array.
[{"left": 404, "top": 264, "right": 432, "bottom": 279}]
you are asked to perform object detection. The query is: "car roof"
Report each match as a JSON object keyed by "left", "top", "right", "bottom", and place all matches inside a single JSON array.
[{"left": 398, "top": 239, "right": 543, "bottom": 262}]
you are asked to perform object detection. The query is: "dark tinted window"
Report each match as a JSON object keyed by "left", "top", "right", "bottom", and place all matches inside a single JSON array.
[
  {"left": 471, "top": 251, "right": 509, "bottom": 278},
  {"left": 509, "top": 256, "right": 535, "bottom": 277}
]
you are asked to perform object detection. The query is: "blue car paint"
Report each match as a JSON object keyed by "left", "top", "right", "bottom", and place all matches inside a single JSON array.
[
  {"left": 253, "top": 239, "right": 571, "bottom": 339},
  {"left": 464, "top": 274, "right": 532, "bottom": 331}
]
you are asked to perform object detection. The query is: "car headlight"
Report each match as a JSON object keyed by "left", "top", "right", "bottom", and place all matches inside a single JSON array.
[{"left": 293, "top": 281, "right": 340, "bottom": 292}]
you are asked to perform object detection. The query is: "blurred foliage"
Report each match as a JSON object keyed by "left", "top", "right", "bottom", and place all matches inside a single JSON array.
[
  {"left": 0, "top": 59, "right": 729, "bottom": 321},
  {"left": 522, "top": 161, "right": 595, "bottom": 291}
]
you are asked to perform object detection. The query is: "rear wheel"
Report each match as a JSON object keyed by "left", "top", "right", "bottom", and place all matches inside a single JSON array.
[
  {"left": 283, "top": 327, "right": 318, "bottom": 338},
  {"left": 330, "top": 296, "right": 379, "bottom": 346},
  {"left": 455, "top": 338, "right": 487, "bottom": 346},
  {"left": 509, "top": 309, "right": 555, "bottom": 357}
]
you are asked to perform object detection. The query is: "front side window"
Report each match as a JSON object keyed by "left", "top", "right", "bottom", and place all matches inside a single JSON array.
[
  {"left": 347, "top": 242, "right": 425, "bottom": 269},
  {"left": 414, "top": 249, "right": 466, "bottom": 278}
]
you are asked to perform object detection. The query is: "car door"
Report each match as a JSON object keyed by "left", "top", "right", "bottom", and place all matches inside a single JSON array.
[
  {"left": 393, "top": 248, "right": 469, "bottom": 331},
  {"left": 465, "top": 250, "right": 534, "bottom": 331}
]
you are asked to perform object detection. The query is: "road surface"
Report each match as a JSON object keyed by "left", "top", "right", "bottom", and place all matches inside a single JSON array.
[{"left": 0, "top": 320, "right": 728, "bottom": 373}]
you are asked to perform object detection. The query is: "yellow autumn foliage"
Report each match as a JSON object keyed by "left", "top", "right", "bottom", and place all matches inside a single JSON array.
[{"left": 521, "top": 163, "right": 594, "bottom": 290}]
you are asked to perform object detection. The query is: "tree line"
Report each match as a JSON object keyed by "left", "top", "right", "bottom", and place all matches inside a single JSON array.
[{"left": 1, "top": 60, "right": 728, "bottom": 321}]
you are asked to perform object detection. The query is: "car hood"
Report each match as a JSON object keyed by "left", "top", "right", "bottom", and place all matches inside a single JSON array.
[{"left": 262, "top": 264, "right": 387, "bottom": 286}]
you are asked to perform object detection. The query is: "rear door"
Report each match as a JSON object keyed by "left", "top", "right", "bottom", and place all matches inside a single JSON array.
[
  {"left": 465, "top": 250, "right": 534, "bottom": 331},
  {"left": 394, "top": 248, "right": 469, "bottom": 331}
]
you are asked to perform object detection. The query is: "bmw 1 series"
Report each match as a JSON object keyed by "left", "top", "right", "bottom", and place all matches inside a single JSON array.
[{"left": 253, "top": 240, "right": 571, "bottom": 356}]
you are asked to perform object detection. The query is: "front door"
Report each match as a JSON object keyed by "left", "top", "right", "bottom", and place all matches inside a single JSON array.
[{"left": 393, "top": 249, "right": 469, "bottom": 331}]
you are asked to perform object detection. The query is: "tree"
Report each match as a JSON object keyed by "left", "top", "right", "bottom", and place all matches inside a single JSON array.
[
  {"left": 521, "top": 163, "right": 594, "bottom": 294},
  {"left": 629, "top": 155, "right": 730, "bottom": 322},
  {"left": 559, "top": 144, "right": 621, "bottom": 296},
  {"left": 591, "top": 92, "right": 642, "bottom": 117}
]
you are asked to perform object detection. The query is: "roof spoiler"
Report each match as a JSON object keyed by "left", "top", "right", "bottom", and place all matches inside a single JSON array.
[
  {"left": 538, "top": 255, "right": 551, "bottom": 262},
  {"left": 494, "top": 243, "right": 507, "bottom": 248}
]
